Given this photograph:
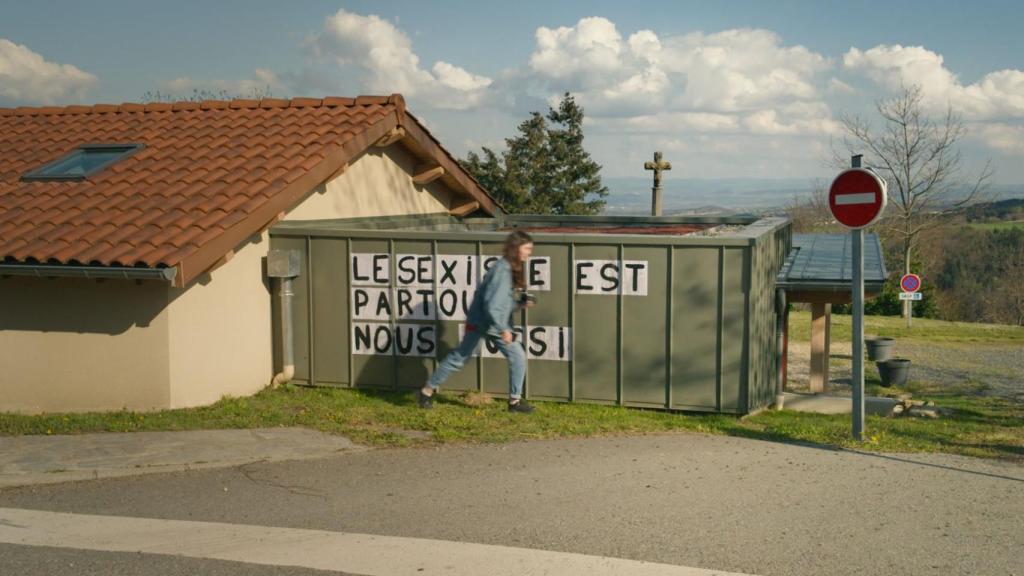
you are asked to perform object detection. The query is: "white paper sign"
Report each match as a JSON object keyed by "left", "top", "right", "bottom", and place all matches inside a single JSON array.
[
  {"left": 352, "top": 322, "right": 436, "bottom": 356},
  {"left": 351, "top": 253, "right": 390, "bottom": 286},
  {"left": 481, "top": 255, "right": 502, "bottom": 275},
  {"left": 436, "top": 285, "right": 475, "bottom": 321},
  {"left": 458, "top": 324, "right": 571, "bottom": 361},
  {"left": 352, "top": 285, "right": 437, "bottom": 321},
  {"left": 436, "top": 255, "right": 477, "bottom": 287},
  {"left": 394, "top": 254, "right": 434, "bottom": 286},
  {"left": 522, "top": 325, "right": 572, "bottom": 360},
  {"left": 526, "top": 257, "right": 551, "bottom": 292},
  {"left": 351, "top": 287, "right": 392, "bottom": 321},
  {"left": 574, "top": 259, "right": 648, "bottom": 296},
  {"left": 620, "top": 260, "right": 648, "bottom": 296},
  {"left": 393, "top": 285, "right": 435, "bottom": 320}
]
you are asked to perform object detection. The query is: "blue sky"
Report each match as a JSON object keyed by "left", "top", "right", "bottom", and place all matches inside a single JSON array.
[{"left": 3, "top": 0, "right": 1023, "bottom": 183}]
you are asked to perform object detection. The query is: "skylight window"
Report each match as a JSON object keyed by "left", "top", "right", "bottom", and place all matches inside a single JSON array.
[{"left": 21, "top": 144, "right": 144, "bottom": 181}]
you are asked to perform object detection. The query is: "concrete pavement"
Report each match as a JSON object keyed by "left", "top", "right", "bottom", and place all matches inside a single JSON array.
[
  {"left": 0, "top": 428, "right": 364, "bottom": 488},
  {"left": 781, "top": 392, "right": 901, "bottom": 415}
]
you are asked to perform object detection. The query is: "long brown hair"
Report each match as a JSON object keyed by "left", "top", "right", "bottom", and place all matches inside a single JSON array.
[{"left": 503, "top": 230, "right": 533, "bottom": 289}]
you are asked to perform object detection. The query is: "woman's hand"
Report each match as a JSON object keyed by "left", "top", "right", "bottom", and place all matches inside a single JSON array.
[{"left": 501, "top": 330, "right": 513, "bottom": 344}]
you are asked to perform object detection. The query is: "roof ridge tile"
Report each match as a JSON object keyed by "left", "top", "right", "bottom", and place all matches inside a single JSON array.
[
  {"left": 289, "top": 97, "right": 322, "bottom": 107},
  {"left": 229, "top": 99, "right": 260, "bottom": 109},
  {"left": 322, "top": 97, "right": 354, "bottom": 107},
  {"left": 354, "top": 95, "right": 388, "bottom": 105},
  {"left": 200, "top": 100, "right": 230, "bottom": 110}
]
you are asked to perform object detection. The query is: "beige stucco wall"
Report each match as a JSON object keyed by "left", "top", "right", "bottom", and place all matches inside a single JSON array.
[
  {"left": 165, "top": 232, "right": 273, "bottom": 409},
  {"left": 0, "top": 277, "right": 171, "bottom": 414},
  {"left": 0, "top": 142, "right": 467, "bottom": 415},
  {"left": 284, "top": 146, "right": 454, "bottom": 220}
]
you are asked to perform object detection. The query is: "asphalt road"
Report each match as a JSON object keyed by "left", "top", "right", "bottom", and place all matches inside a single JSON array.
[{"left": 2, "top": 433, "right": 1022, "bottom": 575}]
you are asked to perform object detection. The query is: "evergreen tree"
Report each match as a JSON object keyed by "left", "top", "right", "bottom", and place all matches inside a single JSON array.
[{"left": 462, "top": 93, "right": 608, "bottom": 215}]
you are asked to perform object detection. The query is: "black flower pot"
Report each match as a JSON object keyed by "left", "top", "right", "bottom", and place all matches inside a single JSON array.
[
  {"left": 876, "top": 358, "right": 911, "bottom": 388},
  {"left": 866, "top": 337, "right": 895, "bottom": 362}
]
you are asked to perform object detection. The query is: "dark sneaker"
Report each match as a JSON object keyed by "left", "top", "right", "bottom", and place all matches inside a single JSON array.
[
  {"left": 417, "top": 389, "right": 434, "bottom": 410},
  {"left": 508, "top": 400, "right": 535, "bottom": 414}
]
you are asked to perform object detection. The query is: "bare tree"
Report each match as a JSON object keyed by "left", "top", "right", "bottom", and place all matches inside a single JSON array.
[
  {"left": 784, "top": 179, "right": 839, "bottom": 233},
  {"left": 836, "top": 84, "right": 993, "bottom": 319}
]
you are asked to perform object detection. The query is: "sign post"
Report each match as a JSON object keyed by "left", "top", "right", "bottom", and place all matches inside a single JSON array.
[
  {"left": 900, "top": 273, "right": 921, "bottom": 328},
  {"left": 829, "top": 155, "right": 887, "bottom": 441}
]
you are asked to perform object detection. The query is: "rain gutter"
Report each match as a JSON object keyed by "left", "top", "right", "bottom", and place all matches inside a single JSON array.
[{"left": 0, "top": 263, "right": 177, "bottom": 282}]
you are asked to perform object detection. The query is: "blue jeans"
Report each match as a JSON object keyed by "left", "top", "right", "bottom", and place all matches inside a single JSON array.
[{"left": 427, "top": 327, "right": 526, "bottom": 399}]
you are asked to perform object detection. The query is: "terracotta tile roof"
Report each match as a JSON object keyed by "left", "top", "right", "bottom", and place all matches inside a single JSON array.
[{"left": 0, "top": 94, "right": 499, "bottom": 287}]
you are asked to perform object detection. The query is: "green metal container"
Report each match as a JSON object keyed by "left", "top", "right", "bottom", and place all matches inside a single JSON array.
[{"left": 270, "top": 213, "right": 790, "bottom": 414}]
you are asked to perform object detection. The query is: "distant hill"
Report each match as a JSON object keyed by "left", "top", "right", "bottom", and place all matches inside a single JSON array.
[
  {"left": 599, "top": 177, "right": 1024, "bottom": 216},
  {"left": 600, "top": 177, "right": 816, "bottom": 215},
  {"left": 957, "top": 198, "right": 1024, "bottom": 222}
]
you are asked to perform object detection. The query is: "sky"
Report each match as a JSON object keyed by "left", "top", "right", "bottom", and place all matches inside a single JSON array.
[{"left": 2, "top": 0, "right": 1024, "bottom": 184}]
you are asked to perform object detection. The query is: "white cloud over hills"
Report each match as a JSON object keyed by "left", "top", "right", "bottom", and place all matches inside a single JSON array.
[
  {"left": 6, "top": 9, "right": 1024, "bottom": 178},
  {"left": 287, "top": 12, "right": 1024, "bottom": 172}
]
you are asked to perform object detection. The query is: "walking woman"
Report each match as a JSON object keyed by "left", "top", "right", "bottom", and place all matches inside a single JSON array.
[{"left": 417, "top": 231, "right": 535, "bottom": 413}]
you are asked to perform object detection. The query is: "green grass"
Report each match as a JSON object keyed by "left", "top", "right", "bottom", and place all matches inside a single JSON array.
[
  {"left": 966, "top": 220, "right": 1024, "bottom": 231},
  {"left": 2, "top": 382, "right": 1020, "bottom": 461},
  {"left": 3, "top": 314, "right": 1019, "bottom": 461},
  {"left": 787, "top": 310, "right": 1024, "bottom": 344}
]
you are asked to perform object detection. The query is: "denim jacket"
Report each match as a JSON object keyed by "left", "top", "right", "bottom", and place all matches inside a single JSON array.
[{"left": 467, "top": 258, "right": 514, "bottom": 337}]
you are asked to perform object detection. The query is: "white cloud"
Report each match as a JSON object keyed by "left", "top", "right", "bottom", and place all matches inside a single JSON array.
[
  {"left": 530, "top": 17, "right": 629, "bottom": 82},
  {"left": 844, "top": 44, "right": 1024, "bottom": 119},
  {"left": 0, "top": 38, "right": 97, "bottom": 105},
  {"left": 308, "top": 9, "right": 491, "bottom": 110},
  {"left": 659, "top": 28, "right": 829, "bottom": 112},
  {"left": 828, "top": 77, "right": 856, "bottom": 94},
  {"left": 524, "top": 19, "right": 834, "bottom": 135},
  {"left": 597, "top": 111, "right": 740, "bottom": 133},
  {"left": 162, "top": 68, "right": 283, "bottom": 99},
  {"left": 528, "top": 18, "right": 673, "bottom": 113},
  {"left": 431, "top": 61, "right": 492, "bottom": 93},
  {"left": 973, "top": 123, "right": 1024, "bottom": 155}
]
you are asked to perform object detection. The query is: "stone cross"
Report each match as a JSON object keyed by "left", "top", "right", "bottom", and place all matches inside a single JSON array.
[{"left": 644, "top": 151, "right": 672, "bottom": 216}]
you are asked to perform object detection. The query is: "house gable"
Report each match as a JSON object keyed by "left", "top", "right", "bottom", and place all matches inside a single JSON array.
[{"left": 284, "top": 145, "right": 455, "bottom": 221}]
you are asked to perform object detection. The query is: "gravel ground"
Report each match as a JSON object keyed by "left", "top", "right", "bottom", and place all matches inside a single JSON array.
[{"left": 787, "top": 340, "right": 1024, "bottom": 399}]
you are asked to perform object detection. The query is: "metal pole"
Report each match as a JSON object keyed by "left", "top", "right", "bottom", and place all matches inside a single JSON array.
[
  {"left": 774, "top": 287, "right": 787, "bottom": 410},
  {"left": 851, "top": 155, "right": 865, "bottom": 441},
  {"left": 852, "top": 228, "right": 865, "bottom": 440}
]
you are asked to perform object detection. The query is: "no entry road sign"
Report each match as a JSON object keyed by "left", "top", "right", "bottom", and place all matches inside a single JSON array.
[
  {"left": 829, "top": 168, "right": 887, "bottom": 229},
  {"left": 900, "top": 273, "right": 921, "bottom": 293}
]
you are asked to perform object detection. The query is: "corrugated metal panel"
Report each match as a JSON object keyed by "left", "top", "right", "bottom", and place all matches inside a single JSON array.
[
  {"left": 269, "top": 215, "right": 791, "bottom": 414},
  {"left": 779, "top": 233, "right": 887, "bottom": 290}
]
